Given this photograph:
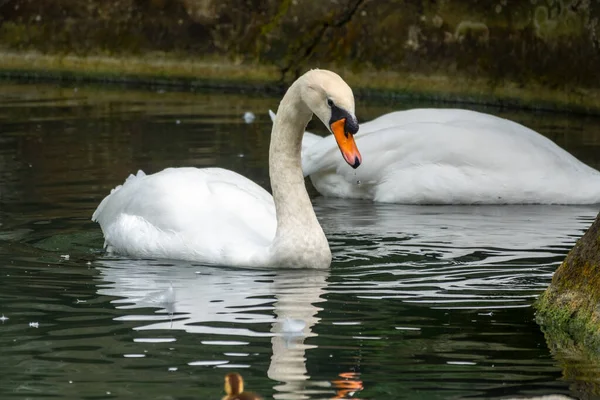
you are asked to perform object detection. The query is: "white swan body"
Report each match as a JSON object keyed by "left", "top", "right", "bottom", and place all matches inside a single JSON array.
[
  {"left": 269, "top": 108, "right": 600, "bottom": 204},
  {"left": 93, "top": 168, "right": 277, "bottom": 265},
  {"left": 93, "top": 69, "right": 362, "bottom": 268}
]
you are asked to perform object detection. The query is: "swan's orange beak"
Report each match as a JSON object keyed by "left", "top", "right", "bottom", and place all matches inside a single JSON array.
[{"left": 331, "top": 118, "right": 362, "bottom": 169}]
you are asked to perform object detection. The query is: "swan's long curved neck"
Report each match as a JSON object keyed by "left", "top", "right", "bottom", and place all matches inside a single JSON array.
[{"left": 268, "top": 80, "right": 330, "bottom": 265}]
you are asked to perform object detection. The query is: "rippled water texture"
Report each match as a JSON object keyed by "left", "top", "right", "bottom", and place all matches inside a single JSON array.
[{"left": 0, "top": 82, "right": 599, "bottom": 399}]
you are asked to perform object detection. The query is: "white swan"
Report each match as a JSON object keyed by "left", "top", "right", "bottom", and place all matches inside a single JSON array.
[
  {"left": 269, "top": 108, "right": 600, "bottom": 204},
  {"left": 92, "top": 69, "right": 362, "bottom": 269}
]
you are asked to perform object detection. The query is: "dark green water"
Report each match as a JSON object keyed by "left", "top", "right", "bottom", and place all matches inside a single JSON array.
[{"left": 0, "top": 82, "right": 599, "bottom": 400}]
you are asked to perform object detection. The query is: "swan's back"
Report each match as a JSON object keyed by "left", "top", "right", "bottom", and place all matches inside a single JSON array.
[
  {"left": 93, "top": 168, "right": 277, "bottom": 263},
  {"left": 302, "top": 109, "right": 600, "bottom": 204}
]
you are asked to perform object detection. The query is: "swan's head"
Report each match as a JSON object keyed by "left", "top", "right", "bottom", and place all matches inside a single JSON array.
[{"left": 300, "top": 69, "right": 362, "bottom": 169}]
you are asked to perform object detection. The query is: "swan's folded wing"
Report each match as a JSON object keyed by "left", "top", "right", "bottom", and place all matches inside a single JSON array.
[
  {"left": 301, "top": 136, "right": 340, "bottom": 176},
  {"left": 354, "top": 108, "right": 513, "bottom": 139},
  {"left": 92, "top": 168, "right": 277, "bottom": 256},
  {"left": 298, "top": 108, "right": 466, "bottom": 176},
  {"left": 301, "top": 126, "right": 411, "bottom": 181},
  {"left": 204, "top": 176, "right": 277, "bottom": 246}
]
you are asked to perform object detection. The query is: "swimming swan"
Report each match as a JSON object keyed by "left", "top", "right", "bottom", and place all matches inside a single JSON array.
[
  {"left": 269, "top": 108, "right": 600, "bottom": 204},
  {"left": 92, "top": 69, "right": 362, "bottom": 269}
]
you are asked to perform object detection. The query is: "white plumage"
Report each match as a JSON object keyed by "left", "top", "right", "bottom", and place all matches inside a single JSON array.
[
  {"left": 269, "top": 108, "right": 600, "bottom": 204},
  {"left": 93, "top": 69, "right": 361, "bottom": 268},
  {"left": 92, "top": 168, "right": 277, "bottom": 265}
]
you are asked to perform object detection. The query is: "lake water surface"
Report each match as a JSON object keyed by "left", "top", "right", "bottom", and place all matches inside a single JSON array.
[{"left": 0, "top": 81, "right": 599, "bottom": 400}]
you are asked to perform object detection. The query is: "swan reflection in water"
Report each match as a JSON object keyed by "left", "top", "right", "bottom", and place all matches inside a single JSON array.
[
  {"left": 95, "top": 199, "right": 598, "bottom": 398},
  {"left": 96, "top": 261, "right": 338, "bottom": 399}
]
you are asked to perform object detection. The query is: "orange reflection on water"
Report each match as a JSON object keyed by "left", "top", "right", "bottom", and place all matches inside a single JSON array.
[{"left": 331, "top": 371, "right": 363, "bottom": 399}]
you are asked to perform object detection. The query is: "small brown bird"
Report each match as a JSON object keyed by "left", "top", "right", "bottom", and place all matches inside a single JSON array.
[{"left": 222, "top": 372, "right": 262, "bottom": 400}]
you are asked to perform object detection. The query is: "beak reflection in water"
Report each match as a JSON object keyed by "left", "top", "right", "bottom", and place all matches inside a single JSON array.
[{"left": 331, "top": 371, "right": 364, "bottom": 399}]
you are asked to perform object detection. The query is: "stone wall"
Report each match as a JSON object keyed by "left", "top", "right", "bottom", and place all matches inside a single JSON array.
[{"left": 1, "top": 0, "right": 599, "bottom": 87}]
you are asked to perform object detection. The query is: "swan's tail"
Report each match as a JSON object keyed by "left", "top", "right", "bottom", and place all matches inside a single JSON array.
[{"left": 92, "top": 170, "right": 146, "bottom": 223}]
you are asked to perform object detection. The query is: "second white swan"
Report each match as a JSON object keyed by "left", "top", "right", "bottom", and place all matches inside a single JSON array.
[{"left": 269, "top": 108, "right": 600, "bottom": 204}]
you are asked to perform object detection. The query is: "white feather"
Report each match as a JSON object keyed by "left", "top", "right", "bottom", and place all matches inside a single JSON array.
[
  {"left": 268, "top": 108, "right": 600, "bottom": 204},
  {"left": 93, "top": 167, "right": 276, "bottom": 264},
  {"left": 93, "top": 69, "right": 357, "bottom": 268}
]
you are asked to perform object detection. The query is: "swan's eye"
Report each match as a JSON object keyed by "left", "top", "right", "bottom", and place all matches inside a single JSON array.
[{"left": 327, "top": 98, "right": 334, "bottom": 107}]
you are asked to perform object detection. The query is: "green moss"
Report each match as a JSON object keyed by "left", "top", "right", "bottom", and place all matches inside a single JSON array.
[
  {"left": 535, "top": 287, "right": 600, "bottom": 351},
  {"left": 1, "top": 1, "right": 599, "bottom": 91},
  {"left": 534, "top": 217, "right": 600, "bottom": 349},
  {"left": 2, "top": 51, "right": 600, "bottom": 115},
  {"left": 535, "top": 289, "right": 600, "bottom": 395},
  {"left": 0, "top": 50, "right": 279, "bottom": 86},
  {"left": 0, "top": 22, "right": 45, "bottom": 49},
  {"left": 534, "top": 213, "right": 600, "bottom": 394}
]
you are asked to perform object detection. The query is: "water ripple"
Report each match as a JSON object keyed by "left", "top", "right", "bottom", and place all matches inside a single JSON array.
[
  {"left": 317, "top": 199, "right": 597, "bottom": 309},
  {"left": 1, "top": 83, "right": 598, "bottom": 399}
]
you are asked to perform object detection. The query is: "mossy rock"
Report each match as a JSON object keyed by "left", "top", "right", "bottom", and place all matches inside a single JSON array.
[{"left": 535, "top": 212, "right": 600, "bottom": 395}]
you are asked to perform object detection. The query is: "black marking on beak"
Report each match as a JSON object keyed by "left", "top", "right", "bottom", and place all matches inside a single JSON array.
[
  {"left": 329, "top": 103, "right": 359, "bottom": 136},
  {"left": 351, "top": 156, "right": 361, "bottom": 169}
]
